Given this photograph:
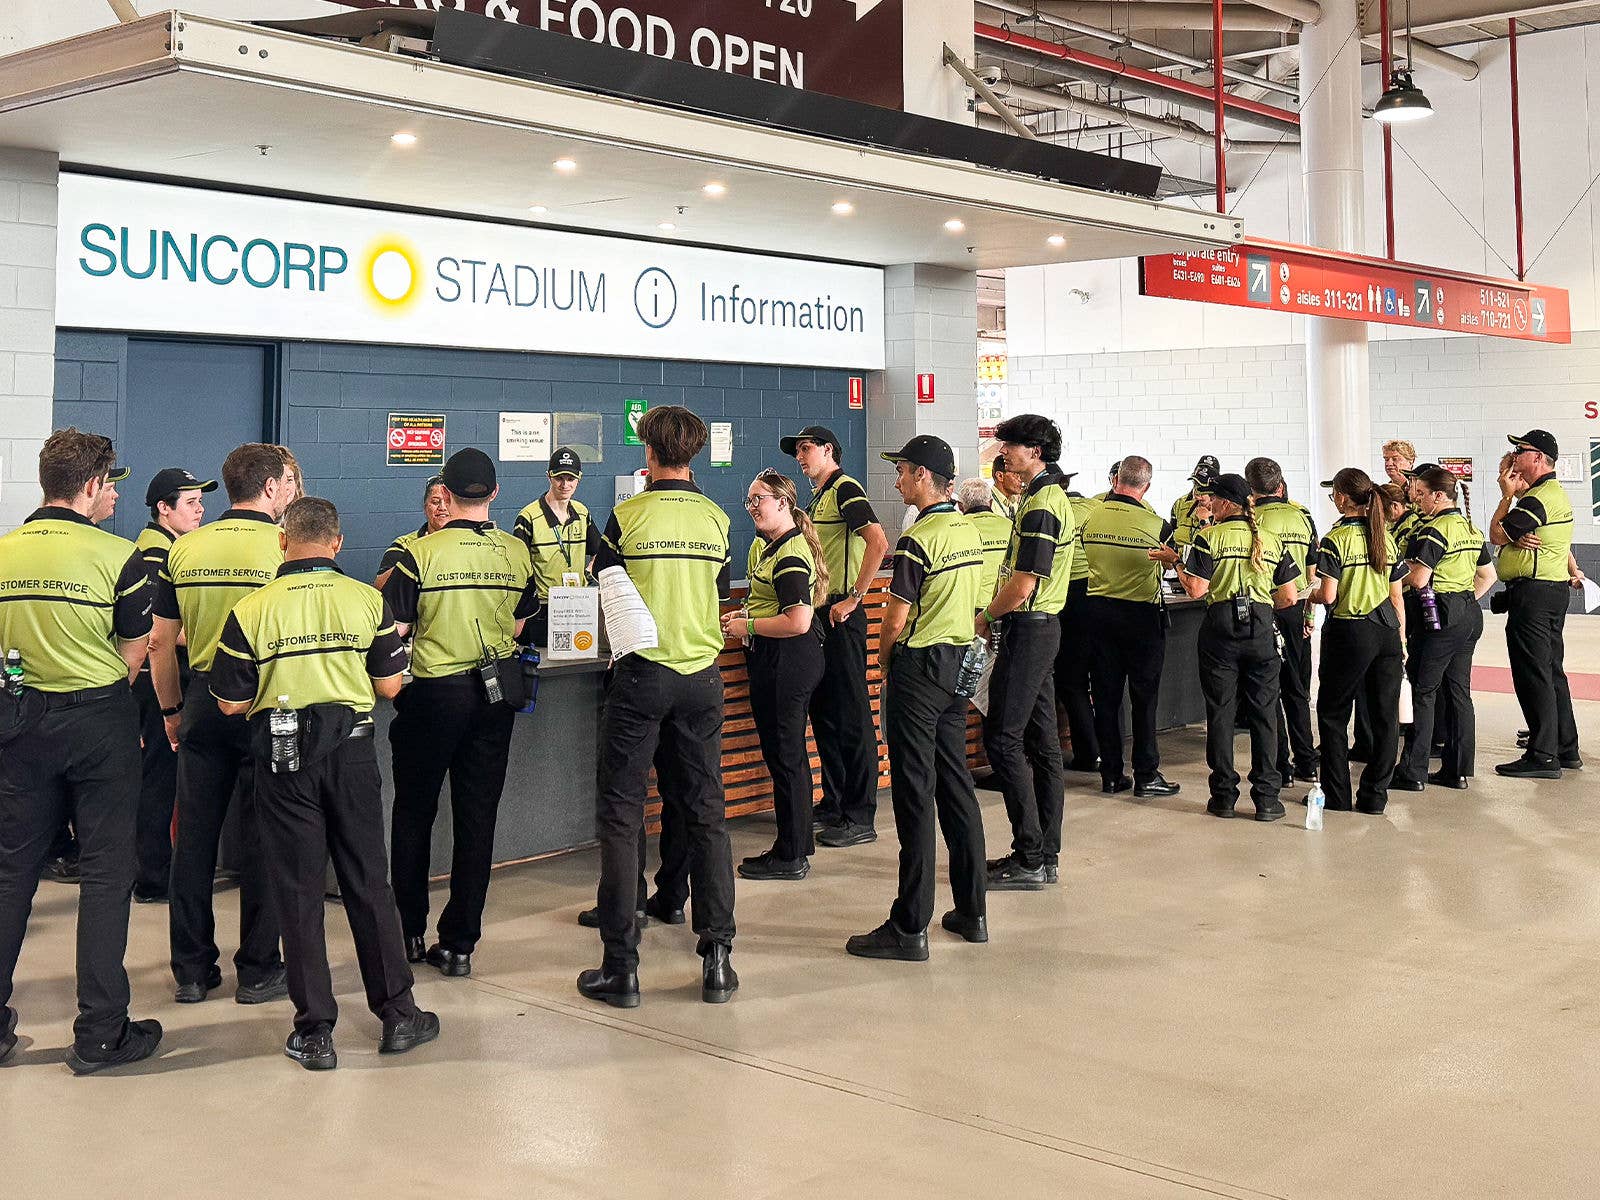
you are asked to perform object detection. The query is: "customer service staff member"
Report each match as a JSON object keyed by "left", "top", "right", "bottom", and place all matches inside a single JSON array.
[
  {"left": 957, "top": 478, "right": 1012, "bottom": 602},
  {"left": 374, "top": 474, "right": 448, "bottom": 591},
  {"left": 1155, "top": 473, "right": 1297, "bottom": 821},
  {"left": 211, "top": 497, "right": 438, "bottom": 1072},
  {"left": 579, "top": 406, "right": 737, "bottom": 1010},
  {"left": 384, "top": 448, "right": 538, "bottom": 979},
  {"left": 720, "top": 470, "right": 828, "bottom": 883},
  {"left": 846, "top": 435, "right": 986, "bottom": 962},
  {"left": 1311, "top": 468, "right": 1407, "bottom": 814},
  {"left": 1056, "top": 474, "right": 1101, "bottom": 775},
  {"left": 513, "top": 446, "right": 601, "bottom": 647},
  {"left": 150, "top": 442, "right": 293, "bottom": 1007},
  {"left": 1393, "top": 466, "right": 1495, "bottom": 791},
  {"left": 1169, "top": 455, "right": 1220, "bottom": 548},
  {"left": 990, "top": 459, "right": 1024, "bottom": 521},
  {"left": 0, "top": 430, "right": 163, "bottom": 1075}
]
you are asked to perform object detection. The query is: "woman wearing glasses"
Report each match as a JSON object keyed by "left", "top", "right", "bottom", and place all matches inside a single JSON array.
[
  {"left": 375, "top": 474, "right": 450, "bottom": 590},
  {"left": 721, "top": 470, "right": 831, "bottom": 881}
]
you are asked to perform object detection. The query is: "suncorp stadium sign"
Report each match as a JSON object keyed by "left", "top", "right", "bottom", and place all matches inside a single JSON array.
[{"left": 56, "top": 175, "right": 885, "bottom": 370}]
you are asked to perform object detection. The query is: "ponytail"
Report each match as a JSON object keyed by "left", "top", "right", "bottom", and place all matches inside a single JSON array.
[
  {"left": 1243, "top": 495, "right": 1265, "bottom": 571},
  {"left": 794, "top": 508, "right": 831, "bottom": 605},
  {"left": 1331, "top": 466, "right": 1389, "bottom": 573},
  {"left": 1460, "top": 481, "right": 1473, "bottom": 525}
]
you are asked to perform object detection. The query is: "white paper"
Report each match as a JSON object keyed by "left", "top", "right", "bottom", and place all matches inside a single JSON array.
[
  {"left": 545, "top": 586, "right": 600, "bottom": 660},
  {"left": 498, "top": 412, "right": 551, "bottom": 462},
  {"left": 1582, "top": 578, "right": 1600, "bottom": 614},
  {"left": 710, "top": 422, "right": 733, "bottom": 467},
  {"left": 597, "top": 566, "right": 659, "bottom": 661}
]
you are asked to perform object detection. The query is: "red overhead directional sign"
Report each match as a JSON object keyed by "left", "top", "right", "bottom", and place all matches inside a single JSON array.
[{"left": 1139, "top": 239, "right": 1571, "bottom": 344}]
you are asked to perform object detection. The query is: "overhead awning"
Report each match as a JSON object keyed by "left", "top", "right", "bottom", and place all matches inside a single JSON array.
[{"left": 0, "top": 11, "right": 1243, "bottom": 272}]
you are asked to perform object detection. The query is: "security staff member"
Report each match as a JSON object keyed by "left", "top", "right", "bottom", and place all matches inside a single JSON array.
[
  {"left": 150, "top": 442, "right": 293, "bottom": 1006},
  {"left": 578, "top": 406, "right": 737, "bottom": 1008},
  {"left": 130, "top": 468, "right": 215, "bottom": 903},
  {"left": 846, "top": 435, "right": 986, "bottom": 961},
  {"left": 782, "top": 425, "right": 888, "bottom": 847},
  {"left": 513, "top": 446, "right": 602, "bottom": 647},
  {"left": 1056, "top": 474, "right": 1101, "bottom": 773},
  {"left": 1155, "top": 474, "right": 1298, "bottom": 820},
  {"left": 720, "top": 470, "right": 828, "bottom": 882},
  {"left": 0, "top": 429, "right": 163, "bottom": 1074},
  {"left": 384, "top": 448, "right": 538, "bottom": 977},
  {"left": 211, "top": 497, "right": 438, "bottom": 1070},
  {"left": 977, "top": 414, "right": 1073, "bottom": 890},
  {"left": 1169, "top": 455, "right": 1220, "bottom": 548},
  {"left": 1081, "top": 456, "right": 1179, "bottom": 797},
  {"left": 374, "top": 474, "right": 448, "bottom": 591},
  {"left": 1311, "top": 468, "right": 1407, "bottom": 813},
  {"left": 1491, "top": 429, "right": 1582, "bottom": 778},
  {"left": 1245, "top": 458, "right": 1319, "bottom": 785},
  {"left": 1393, "top": 467, "right": 1496, "bottom": 791}
]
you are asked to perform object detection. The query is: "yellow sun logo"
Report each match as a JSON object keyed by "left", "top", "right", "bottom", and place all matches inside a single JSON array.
[{"left": 362, "top": 237, "right": 422, "bottom": 313}]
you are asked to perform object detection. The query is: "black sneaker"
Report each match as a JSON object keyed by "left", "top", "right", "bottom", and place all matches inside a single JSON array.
[
  {"left": 424, "top": 944, "right": 472, "bottom": 978},
  {"left": 67, "top": 1018, "right": 163, "bottom": 1076},
  {"left": 816, "top": 821, "right": 876, "bottom": 848},
  {"left": 284, "top": 1025, "right": 337, "bottom": 1071},
  {"left": 380, "top": 1010, "right": 440, "bottom": 1055},
  {"left": 987, "top": 857, "right": 1048, "bottom": 891},
  {"left": 1043, "top": 860, "right": 1059, "bottom": 884},
  {"left": 236, "top": 967, "right": 289, "bottom": 1005},
  {"left": 939, "top": 909, "right": 988, "bottom": 943},
  {"left": 737, "top": 852, "right": 810, "bottom": 881},
  {"left": 1253, "top": 800, "right": 1287, "bottom": 822},
  {"left": 41, "top": 856, "right": 81, "bottom": 884},
  {"left": 1, "top": 1006, "right": 16, "bottom": 1065},
  {"left": 643, "top": 894, "right": 686, "bottom": 925},
  {"left": 845, "top": 921, "right": 928, "bottom": 962},
  {"left": 578, "top": 906, "right": 649, "bottom": 929},
  {"left": 1495, "top": 756, "right": 1561, "bottom": 780},
  {"left": 811, "top": 809, "right": 841, "bottom": 833},
  {"left": 132, "top": 886, "right": 168, "bottom": 905},
  {"left": 1390, "top": 774, "right": 1426, "bottom": 792},
  {"left": 174, "top": 966, "right": 223, "bottom": 1005},
  {"left": 1133, "top": 773, "right": 1181, "bottom": 798},
  {"left": 1561, "top": 755, "right": 1584, "bottom": 771},
  {"left": 1205, "top": 798, "right": 1236, "bottom": 818}
]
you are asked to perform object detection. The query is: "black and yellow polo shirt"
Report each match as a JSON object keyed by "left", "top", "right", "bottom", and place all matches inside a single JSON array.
[
  {"left": 0, "top": 506, "right": 152, "bottom": 692},
  {"left": 1408, "top": 508, "right": 1491, "bottom": 594},
  {"left": 1252, "top": 496, "right": 1318, "bottom": 593},
  {"left": 964, "top": 504, "right": 1012, "bottom": 602},
  {"left": 210, "top": 558, "right": 408, "bottom": 718},
  {"left": 595, "top": 480, "right": 731, "bottom": 675},
  {"left": 1316, "top": 518, "right": 1405, "bottom": 619},
  {"left": 805, "top": 469, "right": 878, "bottom": 600},
  {"left": 889, "top": 502, "right": 984, "bottom": 649},
  {"left": 154, "top": 508, "right": 283, "bottom": 672},
  {"left": 745, "top": 527, "right": 815, "bottom": 620},
  {"left": 1188, "top": 515, "right": 1297, "bottom": 607},
  {"left": 514, "top": 497, "right": 602, "bottom": 599},
  {"left": 133, "top": 522, "right": 185, "bottom": 676},
  {"left": 1067, "top": 492, "right": 1099, "bottom": 585},
  {"left": 377, "top": 524, "right": 428, "bottom": 576},
  {"left": 382, "top": 519, "right": 538, "bottom": 679},
  {"left": 1499, "top": 473, "right": 1574, "bottom": 582},
  {"left": 1170, "top": 490, "right": 1208, "bottom": 548},
  {"left": 1082, "top": 493, "right": 1165, "bottom": 604},
  {"left": 1003, "top": 466, "right": 1076, "bottom": 615}
]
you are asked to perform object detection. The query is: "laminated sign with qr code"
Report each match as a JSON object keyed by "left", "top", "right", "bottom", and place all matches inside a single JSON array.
[{"left": 546, "top": 586, "right": 600, "bottom": 660}]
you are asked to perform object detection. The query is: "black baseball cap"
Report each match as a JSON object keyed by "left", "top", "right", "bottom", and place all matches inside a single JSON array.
[
  {"left": 1109, "top": 460, "right": 1122, "bottom": 478},
  {"left": 1508, "top": 429, "right": 1558, "bottom": 459},
  {"left": 881, "top": 434, "right": 956, "bottom": 479},
  {"left": 1402, "top": 462, "right": 1441, "bottom": 479},
  {"left": 780, "top": 425, "right": 842, "bottom": 460},
  {"left": 144, "top": 468, "right": 217, "bottom": 507},
  {"left": 1199, "top": 472, "right": 1250, "bottom": 507},
  {"left": 441, "top": 447, "right": 496, "bottom": 499},
  {"left": 1189, "top": 454, "right": 1221, "bottom": 485},
  {"left": 548, "top": 447, "right": 582, "bottom": 478}
]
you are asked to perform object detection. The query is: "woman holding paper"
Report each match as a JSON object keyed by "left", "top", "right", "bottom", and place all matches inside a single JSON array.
[{"left": 721, "top": 470, "right": 830, "bottom": 881}]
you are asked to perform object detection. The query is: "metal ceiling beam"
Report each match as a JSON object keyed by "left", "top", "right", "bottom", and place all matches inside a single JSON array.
[
  {"left": 1367, "top": 31, "right": 1480, "bottom": 78},
  {"left": 1028, "top": 1, "right": 1297, "bottom": 30},
  {"left": 992, "top": 78, "right": 1220, "bottom": 145},
  {"left": 944, "top": 44, "right": 1039, "bottom": 137}
]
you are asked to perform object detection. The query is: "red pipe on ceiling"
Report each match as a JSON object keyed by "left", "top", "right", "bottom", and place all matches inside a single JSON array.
[
  {"left": 1510, "top": 17, "right": 1526, "bottom": 279},
  {"left": 1212, "top": 0, "right": 1227, "bottom": 212},
  {"left": 1380, "top": 0, "right": 1396, "bottom": 259}
]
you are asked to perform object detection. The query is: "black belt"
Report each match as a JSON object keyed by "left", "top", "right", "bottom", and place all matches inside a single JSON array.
[
  {"left": 1003, "top": 611, "right": 1054, "bottom": 622},
  {"left": 41, "top": 682, "right": 128, "bottom": 711}
]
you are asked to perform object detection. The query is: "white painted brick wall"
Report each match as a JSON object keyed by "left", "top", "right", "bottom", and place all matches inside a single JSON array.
[{"left": 0, "top": 148, "right": 57, "bottom": 533}]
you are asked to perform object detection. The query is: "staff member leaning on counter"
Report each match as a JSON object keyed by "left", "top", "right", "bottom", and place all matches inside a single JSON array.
[
  {"left": 374, "top": 474, "right": 448, "bottom": 591},
  {"left": 513, "top": 447, "right": 602, "bottom": 647}
]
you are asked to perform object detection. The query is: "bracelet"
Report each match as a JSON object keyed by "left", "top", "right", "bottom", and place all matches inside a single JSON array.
[
  {"left": 161, "top": 702, "right": 183, "bottom": 718},
  {"left": 746, "top": 617, "right": 755, "bottom": 636},
  {"left": 980, "top": 607, "right": 993, "bottom": 623}
]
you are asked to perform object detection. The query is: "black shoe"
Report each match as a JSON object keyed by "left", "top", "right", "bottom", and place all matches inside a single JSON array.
[
  {"left": 816, "top": 821, "right": 876, "bottom": 848},
  {"left": 424, "top": 945, "right": 471, "bottom": 977},
  {"left": 404, "top": 936, "right": 427, "bottom": 963},
  {"left": 0, "top": 1006, "right": 16, "bottom": 1065},
  {"left": 1206, "top": 799, "right": 1236, "bottom": 818},
  {"left": 987, "top": 857, "right": 1048, "bottom": 891},
  {"left": 578, "top": 906, "right": 649, "bottom": 929},
  {"left": 1427, "top": 771, "right": 1469, "bottom": 790},
  {"left": 1390, "top": 775, "right": 1426, "bottom": 792},
  {"left": 41, "top": 856, "right": 81, "bottom": 884},
  {"left": 284, "top": 1025, "right": 337, "bottom": 1071},
  {"left": 1254, "top": 800, "right": 1286, "bottom": 822},
  {"left": 701, "top": 945, "right": 739, "bottom": 1004},
  {"left": 940, "top": 909, "right": 988, "bottom": 943},
  {"left": 1355, "top": 801, "right": 1387, "bottom": 815},
  {"left": 174, "top": 966, "right": 223, "bottom": 1004},
  {"left": 67, "top": 1018, "right": 162, "bottom": 1076},
  {"left": 642, "top": 894, "right": 686, "bottom": 925},
  {"left": 132, "top": 886, "right": 168, "bottom": 905},
  {"left": 737, "top": 852, "right": 810, "bottom": 881},
  {"left": 845, "top": 921, "right": 928, "bottom": 962},
  {"left": 577, "top": 966, "right": 641, "bottom": 1008},
  {"left": 1134, "top": 773, "right": 1181, "bottom": 798},
  {"left": 1495, "top": 756, "right": 1561, "bottom": 780},
  {"left": 1561, "top": 755, "right": 1584, "bottom": 771},
  {"left": 1101, "top": 776, "right": 1133, "bottom": 795},
  {"left": 380, "top": 1010, "right": 440, "bottom": 1055},
  {"left": 1065, "top": 756, "right": 1100, "bottom": 773},
  {"left": 811, "top": 809, "right": 841, "bottom": 832},
  {"left": 1043, "top": 861, "right": 1059, "bottom": 884},
  {"left": 1292, "top": 766, "right": 1320, "bottom": 784},
  {"left": 236, "top": 967, "right": 289, "bottom": 1005}
]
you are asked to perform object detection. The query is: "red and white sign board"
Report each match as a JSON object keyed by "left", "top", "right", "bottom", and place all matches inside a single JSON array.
[
  {"left": 386, "top": 412, "right": 446, "bottom": 467},
  {"left": 1139, "top": 239, "right": 1571, "bottom": 344},
  {"left": 848, "top": 376, "right": 865, "bottom": 410},
  {"left": 916, "top": 373, "right": 936, "bottom": 403}
]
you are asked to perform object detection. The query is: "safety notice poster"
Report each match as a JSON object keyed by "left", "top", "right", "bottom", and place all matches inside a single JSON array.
[{"left": 387, "top": 413, "right": 446, "bottom": 467}]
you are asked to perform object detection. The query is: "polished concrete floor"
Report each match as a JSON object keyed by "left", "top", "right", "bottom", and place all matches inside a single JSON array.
[{"left": 2, "top": 615, "right": 1596, "bottom": 1199}]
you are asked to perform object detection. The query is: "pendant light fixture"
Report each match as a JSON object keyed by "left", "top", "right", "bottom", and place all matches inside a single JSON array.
[{"left": 1374, "top": 0, "right": 1434, "bottom": 125}]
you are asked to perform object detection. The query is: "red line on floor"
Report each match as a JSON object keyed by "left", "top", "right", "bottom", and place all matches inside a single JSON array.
[{"left": 1473, "top": 666, "right": 1600, "bottom": 701}]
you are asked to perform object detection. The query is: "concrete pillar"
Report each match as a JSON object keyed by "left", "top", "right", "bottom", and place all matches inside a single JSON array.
[
  {"left": 0, "top": 148, "right": 59, "bottom": 533},
  {"left": 868, "top": 264, "right": 978, "bottom": 518},
  {"left": 1299, "top": 0, "right": 1368, "bottom": 512},
  {"left": 902, "top": 0, "right": 974, "bottom": 124}
]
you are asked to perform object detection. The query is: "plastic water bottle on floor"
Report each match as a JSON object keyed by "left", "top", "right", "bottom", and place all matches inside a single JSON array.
[{"left": 1305, "top": 774, "right": 1325, "bottom": 831}]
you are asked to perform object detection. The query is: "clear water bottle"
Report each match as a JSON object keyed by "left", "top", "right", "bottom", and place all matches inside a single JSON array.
[
  {"left": 516, "top": 645, "right": 541, "bottom": 715},
  {"left": 1305, "top": 774, "right": 1325, "bottom": 831},
  {"left": 268, "top": 695, "right": 300, "bottom": 775},
  {"left": 954, "top": 636, "right": 989, "bottom": 699},
  {"left": 1419, "top": 585, "right": 1441, "bottom": 632},
  {"left": 3, "top": 649, "right": 22, "bottom": 697}
]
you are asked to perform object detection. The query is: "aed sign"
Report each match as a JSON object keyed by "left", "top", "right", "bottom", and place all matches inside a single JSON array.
[
  {"left": 916, "top": 373, "right": 935, "bottom": 403},
  {"left": 57, "top": 174, "right": 885, "bottom": 370},
  {"left": 624, "top": 397, "right": 649, "bottom": 446}
]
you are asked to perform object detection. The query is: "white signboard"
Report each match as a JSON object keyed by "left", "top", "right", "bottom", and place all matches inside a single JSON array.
[
  {"left": 614, "top": 474, "right": 648, "bottom": 505},
  {"left": 499, "top": 412, "right": 553, "bottom": 462},
  {"left": 57, "top": 175, "right": 885, "bottom": 370},
  {"left": 710, "top": 421, "right": 734, "bottom": 467},
  {"left": 545, "top": 586, "right": 601, "bottom": 660}
]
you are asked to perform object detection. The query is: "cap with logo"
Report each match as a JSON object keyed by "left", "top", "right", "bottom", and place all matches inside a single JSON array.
[
  {"left": 1189, "top": 454, "right": 1221, "bottom": 486},
  {"left": 1198, "top": 472, "right": 1251, "bottom": 507},
  {"left": 779, "top": 425, "right": 843, "bottom": 460},
  {"left": 441, "top": 447, "right": 497, "bottom": 499},
  {"left": 1508, "top": 429, "right": 1559, "bottom": 459},
  {"left": 881, "top": 434, "right": 957, "bottom": 480},
  {"left": 548, "top": 447, "right": 583, "bottom": 478},
  {"left": 1401, "top": 462, "right": 1441, "bottom": 479},
  {"left": 144, "top": 468, "right": 218, "bottom": 507}
]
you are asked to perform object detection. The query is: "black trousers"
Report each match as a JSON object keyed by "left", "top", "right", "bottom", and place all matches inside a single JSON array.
[
  {"left": 1399, "top": 594, "right": 1481, "bottom": 782},
  {"left": 1055, "top": 579, "right": 1099, "bottom": 766},
  {"left": 1505, "top": 580, "right": 1580, "bottom": 765},
  {"left": 982, "top": 616, "right": 1064, "bottom": 867},
  {"left": 595, "top": 657, "right": 734, "bottom": 974},
  {"left": 389, "top": 676, "right": 514, "bottom": 955},
  {"left": 1318, "top": 618, "right": 1404, "bottom": 811},
  {"left": 1085, "top": 596, "right": 1165, "bottom": 784},
  {"left": 808, "top": 599, "right": 878, "bottom": 827},
  {"left": 132, "top": 670, "right": 179, "bottom": 896},
  {"left": 1274, "top": 601, "right": 1317, "bottom": 779},
  {"left": 1197, "top": 604, "right": 1281, "bottom": 809},
  {"left": 0, "top": 689, "right": 139, "bottom": 1046},
  {"left": 256, "top": 733, "right": 418, "bottom": 1034},
  {"left": 170, "top": 676, "right": 282, "bottom": 988},
  {"left": 882, "top": 644, "right": 986, "bottom": 934},
  {"left": 747, "top": 633, "right": 825, "bottom": 860}
]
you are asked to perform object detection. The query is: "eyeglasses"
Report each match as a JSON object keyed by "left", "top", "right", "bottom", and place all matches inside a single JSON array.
[{"left": 744, "top": 493, "right": 776, "bottom": 511}]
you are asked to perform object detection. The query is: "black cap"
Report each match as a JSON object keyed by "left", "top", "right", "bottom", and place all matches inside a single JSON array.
[
  {"left": 1508, "top": 429, "right": 1558, "bottom": 459},
  {"left": 1109, "top": 460, "right": 1122, "bottom": 478},
  {"left": 441, "top": 448, "right": 496, "bottom": 499},
  {"left": 144, "top": 468, "right": 217, "bottom": 507},
  {"left": 1189, "top": 454, "right": 1221, "bottom": 485},
  {"left": 1402, "top": 462, "right": 1441, "bottom": 479},
  {"left": 106, "top": 465, "right": 130, "bottom": 483},
  {"left": 1199, "top": 472, "right": 1250, "bottom": 507},
  {"left": 881, "top": 434, "right": 956, "bottom": 479},
  {"left": 548, "top": 447, "right": 582, "bottom": 478},
  {"left": 780, "top": 425, "right": 842, "bottom": 460}
]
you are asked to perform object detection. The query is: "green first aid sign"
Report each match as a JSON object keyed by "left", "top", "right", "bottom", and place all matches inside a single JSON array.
[{"left": 624, "top": 397, "right": 649, "bottom": 446}]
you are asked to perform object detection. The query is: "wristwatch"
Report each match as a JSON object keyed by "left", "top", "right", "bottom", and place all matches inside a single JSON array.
[{"left": 847, "top": 586, "right": 863, "bottom": 600}]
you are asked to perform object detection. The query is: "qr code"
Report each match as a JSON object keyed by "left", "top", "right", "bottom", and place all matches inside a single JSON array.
[{"left": 551, "top": 631, "right": 572, "bottom": 651}]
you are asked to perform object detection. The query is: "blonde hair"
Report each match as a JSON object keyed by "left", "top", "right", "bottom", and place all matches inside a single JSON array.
[
  {"left": 753, "top": 469, "right": 830, "bottom": 605},
  {"left": 1382, "top": 439, "right": 1417, "bottom": 464},
  {"left": 1242, "top": 495, "right": 1266, "bottom": 571}
]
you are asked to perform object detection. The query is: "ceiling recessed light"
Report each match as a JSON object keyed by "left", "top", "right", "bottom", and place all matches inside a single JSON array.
[
  {"left": 529, "top": 205, "right": 548, "bottom": 214},
  {"left": 657, "top": 222, "right": 678, "bottom": 232},
  {"left": 391, "top": 132, "right": 417, "bottom": 146},
  {"left": 553, "top": 157, "right": 578, "bottom": 172},
  {"left": 1047, "top": 234, "right": 1066, "bottom": 247},
  {"left": 702, "top": 182, "right": 727, "bottom": 197},
  {"left": 831, "top": 200, "right": 854, "bottom": 215},
  {"left": 944, "top": 218, "right": 966, "bottom": 233}
]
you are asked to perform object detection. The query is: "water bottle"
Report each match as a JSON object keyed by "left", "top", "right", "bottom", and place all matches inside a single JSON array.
[
  {"left": 516, "top": 645, "right": 541, "bottom": 715},
  {"left": 1419, "top": 585, "right": 1441, "bottom": 632},
  {"left": 954, "top": 636, "right": 989, "bottom": 700},
  {"left": 1305, "top": 775, "right": 1325, "bottom": 831},
  {"left": 268, "top": 695, "right": 300, "bottom": 775},
  {"left": 3, "top": 649, "right": 22, "bottom": 697}
]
